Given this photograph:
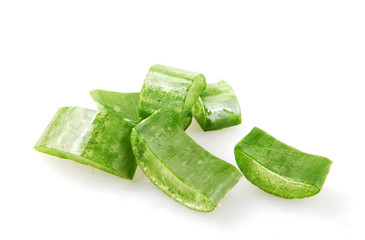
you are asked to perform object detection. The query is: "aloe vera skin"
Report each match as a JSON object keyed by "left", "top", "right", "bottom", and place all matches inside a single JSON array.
[
  {"left": 34, "top": 107, "right": 137, "bottom": 180},
  {"left": 131, "top": 111, "right": 242, "bottom": 212},
  {"left": 90, "top": 90, "right": 140, "bottom": 123},
  {"left": 234, "top": 127, "right": 332, "bottom": 199},
  {"left": 138, "top": 64, "right": 206, "bottom": 130},
  {"left": 192, "top": 80, "right": 241, "bottom": 131}
]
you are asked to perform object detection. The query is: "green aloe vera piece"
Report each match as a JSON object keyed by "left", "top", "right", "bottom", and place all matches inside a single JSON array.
[
  {"left": 131, "top": 110, "right": 242, "bottom": 212},
  {"left": 192, "top": 80, "right": 241, "bottom": 131},
  {"left": 34, "top": 107, "right": 137, "bottom": 179},
  {"left": 234, "top": 127, "right": 332, "bottom": 199},
  {"left": 90, "top": 90, "right": 140, "bottom": 123},
  {"left": 139, "top": 64, "right": 206, "bottom": 130}
]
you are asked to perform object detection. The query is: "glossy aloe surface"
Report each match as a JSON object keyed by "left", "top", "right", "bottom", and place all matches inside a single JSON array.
[
  {"left": 138, "top": 64, "right": 206, "bottom": 130},
  {"left": 90, "top": 90, "right": 140, "bottom": 123},
  {"left": 192, "top": 80, "right": 241, "bottom": 131},
  {"left": 34, "top": 107, "right": 137, "bottom": 179},
  {"left": 131, "top": 111, "right": 242, "bottom": 212},
  {"left": 234, "top": 127, "right": 332, "bottom": 199}
]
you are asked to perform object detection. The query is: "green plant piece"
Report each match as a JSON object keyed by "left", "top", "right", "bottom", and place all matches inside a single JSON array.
[
  {"left": 34, "top": 107, "right": 137, "bottom": 179},
  {"left": 90, "top": 90, "right": 140, "bottom": 123},
  {"left": 192, "top": 80, "right": 241, "bottom": 131},
  {"left": 131, "top": 110, "right": 242, "bottom": 212},
  {"left": 139, "top": 64, "right": 206, "bottom": 130},
  {"left": 234, "top": 127, "right": 332, "bottom": 199}
]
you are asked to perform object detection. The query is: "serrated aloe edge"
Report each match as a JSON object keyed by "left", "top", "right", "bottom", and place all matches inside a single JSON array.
[
  {"left": 131, "top": 110, "right": 242, "bottom": 212},
  {"left": 234, "top": 127, "right": 332, "bottom": 199}
]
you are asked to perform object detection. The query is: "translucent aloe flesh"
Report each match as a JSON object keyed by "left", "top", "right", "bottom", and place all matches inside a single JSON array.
[
  {"left": 234, "top": 127, "right": 332, "bottom": 199},
  {"left": 192, "top": 80, "right": 241, "bottom": 131},
  {"left": 131, "top": 111, "right": 242, "bottom": 212},
  {"left": 90, "top": 90, "right": 140, "bottom": 123},
  {"left": 138, "top": 64, "right": 206, "bottom": 130},
  {"left": 34, "top": 107, "right": 137, "bottom": 179}
]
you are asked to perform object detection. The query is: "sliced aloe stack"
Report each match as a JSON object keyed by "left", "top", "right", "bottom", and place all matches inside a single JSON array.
[
  {"left": 234, "top": 127, "right": 332, "bottom": 199},
  {"left": 138, "top": 64, "right": 206, "bottom": 130},
  {"left": 34, "top": 107, "right": 137, "bottom": 179},
  {"left": 90, "top": 90, "right": 140, "bottom": 123},
  {"left": 131, "top": 110, "right": 242, "bottom": 212},
  {"left": 192, "top": 80, "right": 241, "bottom": 131}
]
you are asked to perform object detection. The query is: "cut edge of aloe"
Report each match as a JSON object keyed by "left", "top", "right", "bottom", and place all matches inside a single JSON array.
[
  {"left": 191, "top": 97, "right": 207, "bottom": 130},
  {"left": 130, "top": 129, "right": 218, "bottom": 212},
  {"left": 34, "top": 146, "right": 134, "bottom": 179},
  {"left": 234, "top": 148, "right": 321, "bottom": 199},
  {"left": 181, "top": 73, "right": 206, "bottom": 129}
]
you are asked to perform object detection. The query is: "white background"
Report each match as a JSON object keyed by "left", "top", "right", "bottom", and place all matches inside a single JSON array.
[{"left": 1, "top": 1, "right": 364, "bottom": 239}]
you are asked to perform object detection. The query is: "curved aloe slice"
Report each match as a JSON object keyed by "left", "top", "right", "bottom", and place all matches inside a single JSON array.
[
  {"left": 131, "top": 111, "right": 242, "bottom": 212},
  {"left": 192, "top": 80, "right": 241, "bottom": 131},
  {"left": 90, "top": 90, "right": 140, "bottom": 123},
  {"left": 234, "top": 127, "right": 332, "bottom": 199},
  {"left": 34, "top": 107, "right": 137, "bottom": 179},
  {"left": 139, "top": 64, "right": 206, "bottom": 130}
]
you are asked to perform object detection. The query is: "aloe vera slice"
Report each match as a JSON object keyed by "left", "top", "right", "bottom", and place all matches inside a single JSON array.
[
  {"left": 138, "top": 64, "right": 206, "bottom": 130},
  {"left": 90, "top": 90, "right": 140, "bottom": 123},
  {"left": 192, "top": 80, "right": 241, "bottom": 131},
  {"left": 34, "top": 107, "right": 137, "bottom": 179},
  {"left": 234, "top": 127, "right": 332, "bottom": 199},
  {"left": 131, "top": 110, "right": 242, "bottom": 212}
]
